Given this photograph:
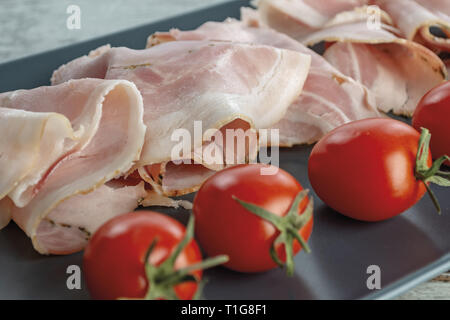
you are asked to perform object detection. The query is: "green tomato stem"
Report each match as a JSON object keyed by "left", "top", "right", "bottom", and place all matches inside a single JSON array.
[
  {"left": 143, "top": 215, "right": 228, "bottom": 300},
  {"left": 415, "top": 128, "right": 450, "bottom": 215},
  {"left": 233, "top": 190, "right": 313, "bottom": 277}
]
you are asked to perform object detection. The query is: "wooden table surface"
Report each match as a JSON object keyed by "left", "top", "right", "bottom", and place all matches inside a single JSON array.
[{"left": 0, "top": 0, "right": 448, "bottom": 300}]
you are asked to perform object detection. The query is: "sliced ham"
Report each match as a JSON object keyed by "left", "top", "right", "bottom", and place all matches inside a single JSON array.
[
  {"left": 253, "top": 0, "right": 369, "bottom": 39},
  {"left": 148, "top": 19, "right": 380, "bottom": 146},
  {"left": 250, "top": 1, "right": 447, "bottom": 115},
  {"left": 415, "top": 0, "right": 450, "bottom": 20},
  {"left": 373, "top": 0, "right": 450, "bottom": 53},
  {"left": 300, "top": 21, "right": 446, "bottom": 115},
  {"left": 32, "top": 182, "right": 147, "bottom": 255},
  {"left": 300, "top": 21, "right": 399, "bottom": 45},
  {"left": 0, "top": 79, "right": 147, "bottom": 254},
  {"left": 52, "top": 41, "right": 311, "bottom": 194},
  {"left": 0, "top": 80, "right": 113, "bottom": 208},
  {"left": 0, "top": 108, "right": 78, "bottom": 207},
  {"left": 254, "top": 0, "right": 450, "bottom": 53}
]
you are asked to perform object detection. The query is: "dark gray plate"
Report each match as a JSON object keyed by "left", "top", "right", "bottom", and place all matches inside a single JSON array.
[{"left": 0, "top": 0, "right": 449, "bottom": 300}]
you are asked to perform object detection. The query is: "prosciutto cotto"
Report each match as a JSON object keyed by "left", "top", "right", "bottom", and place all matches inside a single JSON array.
[
  {"left": 302, "top": 23, "right": 446, "bottom": 116},
  {"left": 249, "top": 2, "right": 446, "bottom": 116},
  {"left": 373, "top": 0, "right": 450, "bottom": 53},
  {"left": 52, "top": 40, "right": 311, "bottom": 194},
  {"left": 252, "top": 0, "right": 378, "bottom": 39},
  {"left": 0, "top": 79, "right": 147, "bottom": 254},
  {"left": 254, "top": 0, "right": 450, "bottom": 54},
  {"left": 148, "top": 19, "right": 380, "bottom": 146}
]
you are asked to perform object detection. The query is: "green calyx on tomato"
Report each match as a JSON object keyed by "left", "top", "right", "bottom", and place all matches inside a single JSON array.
[
  {"left": 415, "top": 127, "right": 450, "bottom": 214},
  {"left": 142, "top": 215, "right": 228, "bottom": 300},
  {"left": 233, "top": 190, "right": 313, "bottom": 277}
]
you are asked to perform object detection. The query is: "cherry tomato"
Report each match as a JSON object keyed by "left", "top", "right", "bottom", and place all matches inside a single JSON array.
[
  {"left": 413, "top": 81, "right": 450, "bottom": 166},
  {"left": 193, "top": 164, "right": 313, "bottom": 275},
  {"left": 83, "top": 211, "right": 226, "bottom": 300},
  {"left": 308, "top": 118, "right": 445, "bottom": 222}
]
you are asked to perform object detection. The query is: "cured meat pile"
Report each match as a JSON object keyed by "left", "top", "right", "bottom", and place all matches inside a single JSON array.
[
  {"left": 248, "top": 0, "right": 448, "bottom": 115},
  {"left": 0, "top": 0, "right": 448, "bottom": 255}
]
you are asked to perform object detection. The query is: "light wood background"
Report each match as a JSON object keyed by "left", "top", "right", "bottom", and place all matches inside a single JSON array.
[{"left": 0, "top": 0, "right": 448, "bottom": 300}]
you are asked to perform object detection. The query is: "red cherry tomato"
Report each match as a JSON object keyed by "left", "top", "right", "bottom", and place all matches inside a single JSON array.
[
  {"left": 413, "top": 81, "right": 450, "bottom": 166},
  {"left": 308, "top": 118, "right": 440, "bottom": 222},
  {"left": 193, "top": 164, "right": 313, "bottom": 276},
  {"left": 83, "top": 211, "right": 226, "bottom": 300}
]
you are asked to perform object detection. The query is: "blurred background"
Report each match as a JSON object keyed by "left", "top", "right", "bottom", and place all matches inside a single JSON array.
[{"left": 0, "top": 0, "right": 230, "bottom": 63}]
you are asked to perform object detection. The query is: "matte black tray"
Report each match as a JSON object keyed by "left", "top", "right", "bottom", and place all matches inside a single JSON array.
[{"left": 0, "top": 0, "right": 449, "bottom": 300}]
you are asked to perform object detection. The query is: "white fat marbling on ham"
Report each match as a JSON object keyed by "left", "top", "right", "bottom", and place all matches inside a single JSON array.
[
  {"left": 1, "top": 79, "right": 146, "bottom": 254},
  {"left": 52, "top": 41, "right": 311, "bottom": 194},
  {"left": 148, "top": 20, "right": 380, "bottom": 146}
]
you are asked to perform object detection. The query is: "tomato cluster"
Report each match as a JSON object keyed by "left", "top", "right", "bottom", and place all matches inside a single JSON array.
[
  {"left": 84, "top": 164, "right": 314, "bottom": 300},
  {"left": 83, "top": 82, "right": 449, "bottom": 300}
]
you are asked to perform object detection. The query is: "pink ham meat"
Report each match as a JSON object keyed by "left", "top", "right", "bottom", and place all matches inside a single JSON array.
[
  {"left": 147, "top": 19, "right": 380, "bottom": 146},
  {"left": 52, "top": 41, "right": 311, "bottom": 194},
  {"left": 373, "top": 0, "right": 450, "bottom": 53},
  {"left": 0, "top": 79, "right": 147, "bottom": 254},
  {"left": 251, "top": 1, "right": 447, "bottom": 115},
  {"left": 254, "top": 0, "right": 450, "bottom": 54},
  {"left": 253, "top": 0, "right": 370, "bottom": 39},
  {"left": 301, "top": 22, "right": 446, "bottom": 115}
]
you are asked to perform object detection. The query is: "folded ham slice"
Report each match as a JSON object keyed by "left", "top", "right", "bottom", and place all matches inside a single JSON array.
[
  {"left": 0, "top": 108, "right": 78, "bottom": 207},
  {"left": 32, "top": 182, "right": 147, "bottom": 255},
  {"left": 0, "top": 79, "right": 147, "bottom": 254},
  {"left": 373, "top": 0, "right": 450, "bottom": 53},
  {"left": 254, "top": 0, "right": 450, "bottom": 54},
  {"left": 52, "top": 41, "right": 311, "bottom": 194},
  {"left": 250, "top": 1, "right": 447, "bottom": 115},
  {"left": 253, "top": 0, "right": 369, "bottom": 39},
  {"left": 147, "top": 19, "right": 380, "bottom": 146},
  {"left": 301, "top": 22, "right": 446, "bottom": 115}
]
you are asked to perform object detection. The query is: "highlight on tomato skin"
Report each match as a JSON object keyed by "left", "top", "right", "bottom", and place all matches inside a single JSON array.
[
  {"left": 308, "top": 118, "right": 449, "bottom": 222},
  {"left": 83, "top": 211, "right": 227, "bottom": 300},
  {"left": 193, "top": 164, "right": 313, "bottom": 276},
  {"left": 412, "top": 81, "right": 450, "bottom": 166}
]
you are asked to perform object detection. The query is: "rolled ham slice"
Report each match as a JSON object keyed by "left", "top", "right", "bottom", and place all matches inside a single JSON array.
[
  {"left": 148, "top": 19, "right": 380, "bottom": 146},
  {"left": 0, "top": 79, "right": 147, "bottom": 254},
  {"left": 52, "top": 41, "right": 311, "bottom": 195}
]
